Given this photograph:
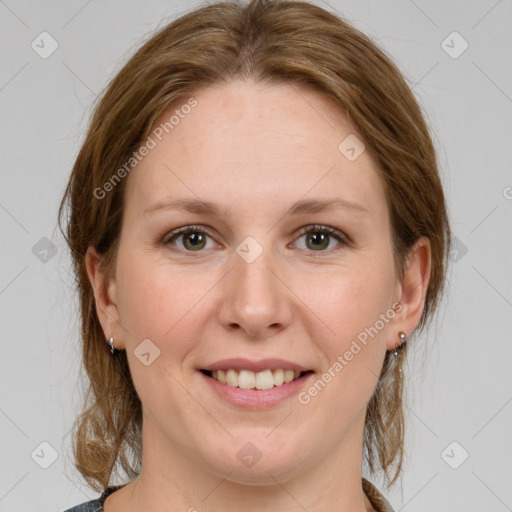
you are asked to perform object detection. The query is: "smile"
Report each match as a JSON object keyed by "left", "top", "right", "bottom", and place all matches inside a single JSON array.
[{"left": 198, "top": 358, "right": 315, "bottom": 409}]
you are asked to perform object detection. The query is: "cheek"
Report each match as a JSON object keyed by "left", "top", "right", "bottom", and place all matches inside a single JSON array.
[
  {"left": 113, "top": 252, "right": 212, "bottom": 413},
  {"left": 305, "top": 254, "right": 396, "bottom": 405},
  {"left": 312, "top": 255, "right": 396, "bottom": 343},
  {"left": 114, "top": 250, "right": 212, "bottom": 349}
]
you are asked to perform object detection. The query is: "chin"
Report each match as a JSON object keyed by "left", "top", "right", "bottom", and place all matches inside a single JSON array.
[
  {"left": 217, "top": 461, "right": 303, "bottom": 487},
  {"left": 201, "top": 438, "right": 311, "bottom": 485}
]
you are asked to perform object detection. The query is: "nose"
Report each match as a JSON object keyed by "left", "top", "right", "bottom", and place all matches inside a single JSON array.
[{"left": 218, "top": 243, "right": 293, "bottom": 339}]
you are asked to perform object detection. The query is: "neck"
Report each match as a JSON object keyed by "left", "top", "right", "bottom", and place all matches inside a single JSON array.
[{"left": 109, "top": 413, "right": 375, "bottom": 512}]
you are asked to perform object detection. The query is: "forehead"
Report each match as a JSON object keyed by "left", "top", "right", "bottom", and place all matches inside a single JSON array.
[{"left": 124, "top": 80, "right": 387, "bottom": 221}]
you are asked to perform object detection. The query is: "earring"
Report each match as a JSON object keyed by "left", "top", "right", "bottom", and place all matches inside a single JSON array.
[
  {"left": 108, "top": 337, "right": 115, "bottom": 354},
  {"left": 394, "top": 331, "right": 406, "bottom": 379}
]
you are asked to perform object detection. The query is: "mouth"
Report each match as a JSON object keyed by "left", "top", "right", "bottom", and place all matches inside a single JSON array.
[
  {"left": 198, "top": 358, "right": 315, "bottom": 409},
  {"left": 200, "top": 368, "right": 314, "bottom": 390}
]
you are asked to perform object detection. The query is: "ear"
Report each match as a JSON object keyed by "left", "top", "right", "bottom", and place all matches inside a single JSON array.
[
  {"left": 85, "top": 246, "right": 126, "bottom": 350},
  {"left": 386, "top": 236, "right": 431, "bottom": 351}
]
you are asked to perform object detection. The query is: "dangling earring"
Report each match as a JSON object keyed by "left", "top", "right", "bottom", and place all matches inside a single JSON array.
[
  {"left": 394, "top": 331, "right": 406, "bottom": 379},
  {"left": 108, "top": 337, "right": 115, "bottom": 354}
]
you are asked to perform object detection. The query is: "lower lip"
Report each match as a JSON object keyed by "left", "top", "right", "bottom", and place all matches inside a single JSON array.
[{"left": 199, "top": 371, "right": 314, "bottom": 410}]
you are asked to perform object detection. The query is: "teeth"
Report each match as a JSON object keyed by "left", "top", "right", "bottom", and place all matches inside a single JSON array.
[
  {"left": 284, "top": 370, "right": 295, "bottom": 383},
  {"left": 273, "top": 368, "right": 284, "bottom": 386},
  {"left": 255, "top": 369, "right": 274, "bottom": 390},
  {"left": 226, "top": 369, "right": 238, "bottom": 387},
  {"left": 238, "top": 369, "right": 256, "bottom": 389},
  {"left": 208, "top": 368, "right": 304, "bottom": 389}
]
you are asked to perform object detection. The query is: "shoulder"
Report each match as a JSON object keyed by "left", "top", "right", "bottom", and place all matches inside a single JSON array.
[
  {"left": 62, "top": 497, "right": 103, "bottom": 512},
  {"left": 63, "top": 485, "right": 123, "bottom": 512}
]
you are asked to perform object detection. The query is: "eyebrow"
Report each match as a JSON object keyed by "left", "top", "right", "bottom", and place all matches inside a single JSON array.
[{"left": 144, "top": 197, "right": 369, "bottom": 217}]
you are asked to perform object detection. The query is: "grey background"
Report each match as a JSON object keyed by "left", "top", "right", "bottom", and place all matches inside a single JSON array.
[{"left": 1, "top": 0, "right": 511, "bottom": 510}]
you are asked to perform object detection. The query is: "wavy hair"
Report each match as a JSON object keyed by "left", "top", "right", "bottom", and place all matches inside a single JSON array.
[{"left": 59, "top": 0, "right": 451, "bottom": 492}]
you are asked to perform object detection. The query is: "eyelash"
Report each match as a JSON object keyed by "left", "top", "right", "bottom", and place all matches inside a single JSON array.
[{"left": 162, "top": 224, "right": 349, "bottom": 257}]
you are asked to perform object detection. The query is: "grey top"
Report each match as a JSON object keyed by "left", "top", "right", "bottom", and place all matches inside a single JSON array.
[
  {"left": 63, "top": 478, "right": 394, "bottom": 512},
  {"left": 63, "top": 485, "right": 124, "bottom": 512}
]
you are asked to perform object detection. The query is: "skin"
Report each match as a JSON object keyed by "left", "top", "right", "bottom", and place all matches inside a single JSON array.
[{"left": 87, "top": 79, "right": 431, "bottom": 512}]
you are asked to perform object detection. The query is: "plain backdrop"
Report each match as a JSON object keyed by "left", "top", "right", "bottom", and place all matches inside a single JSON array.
[{"left": 1, "top": 1, "right": 511, "bottom": 511}]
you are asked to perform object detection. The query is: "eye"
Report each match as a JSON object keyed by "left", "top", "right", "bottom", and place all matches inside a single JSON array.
[
  {"left": 163, "top": 224, "right": 348, "bottom": 255},
  {"left": 292, "top": 224, "right": 347, "bottom": 254},
  {"left": 163, "top": 226, "right": 216, "bottom": 252}
]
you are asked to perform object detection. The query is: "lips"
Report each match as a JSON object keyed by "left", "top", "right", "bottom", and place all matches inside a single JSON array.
[
  {"left": 201, "top": 357, "right": 311, "bottom": 373},
  {"left": 199, "top": 367, "right": 315, "bottom": 409}
]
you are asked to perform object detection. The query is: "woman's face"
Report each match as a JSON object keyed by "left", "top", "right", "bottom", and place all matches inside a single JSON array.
[{"left": 92, "top": 80, "right": 427, "bottom": 484}]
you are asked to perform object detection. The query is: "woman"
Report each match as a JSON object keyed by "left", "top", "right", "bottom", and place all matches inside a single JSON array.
[{"left": 60, "top": 0, "right": 451, "bottom": 510}]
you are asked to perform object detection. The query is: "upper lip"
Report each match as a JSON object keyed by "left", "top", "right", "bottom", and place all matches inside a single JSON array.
[{"left": 201, "top": 358, "right": 312, "bottom": 373}]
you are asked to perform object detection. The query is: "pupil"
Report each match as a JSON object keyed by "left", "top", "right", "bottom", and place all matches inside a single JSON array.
[
  {"left": 309, "top": 232, "right": 328, "bottom": 250},
  {"left": 185, "top": 232, "right": 205, "bottom": 250}
]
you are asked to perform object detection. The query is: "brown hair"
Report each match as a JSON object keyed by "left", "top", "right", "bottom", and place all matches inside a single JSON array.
[{"left": 60, "top": 0, "right": 451, "bottom": 492}]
